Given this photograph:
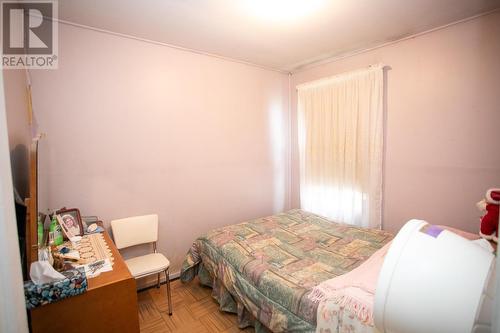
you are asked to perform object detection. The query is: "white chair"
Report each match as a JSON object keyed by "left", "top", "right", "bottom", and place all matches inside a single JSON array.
[{"left": 111, "top": 214, "right": 172, "bottom": 315}]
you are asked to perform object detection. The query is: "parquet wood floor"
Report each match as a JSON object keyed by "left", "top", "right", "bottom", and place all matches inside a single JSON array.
[{"left": 138, "top": 277, "right": 255, "bottom": 333}]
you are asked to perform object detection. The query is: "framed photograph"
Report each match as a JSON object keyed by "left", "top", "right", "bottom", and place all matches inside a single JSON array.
[{"left": 56, "top": 208, "right": 84, "bottom": 237}]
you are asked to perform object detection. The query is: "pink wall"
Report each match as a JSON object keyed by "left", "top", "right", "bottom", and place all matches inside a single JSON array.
[
  {"left": 29, "top": 23, "right": 290, "bottom": 277},
  {"left": 290, "top": 12, "right": 500, "bottom": 234}
]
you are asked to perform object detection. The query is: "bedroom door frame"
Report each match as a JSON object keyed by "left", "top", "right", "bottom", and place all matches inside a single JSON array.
[{"left": 0, "top": 69, "right": 29, "bottom": 333}]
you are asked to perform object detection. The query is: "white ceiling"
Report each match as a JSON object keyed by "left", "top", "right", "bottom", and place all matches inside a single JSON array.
[{"left": 58, "top": 0, "right": 500, "bottom": 72}]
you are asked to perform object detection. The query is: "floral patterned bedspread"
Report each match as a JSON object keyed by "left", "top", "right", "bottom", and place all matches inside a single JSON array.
[{"left": 180, "top": 209, "right": 392, "bottom": 332}]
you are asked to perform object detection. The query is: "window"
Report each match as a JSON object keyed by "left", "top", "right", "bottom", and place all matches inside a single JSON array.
[{"left": 297, "top": 65, "right": 384, "bottom": 228}]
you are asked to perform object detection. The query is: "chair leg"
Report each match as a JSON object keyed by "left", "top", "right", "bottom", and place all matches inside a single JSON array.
[
  {"left": 157, "top": 273, "right": 160, "bottom": 289},
  {"left": 165, "top": 269, "right": 172, "bottom": 316}
]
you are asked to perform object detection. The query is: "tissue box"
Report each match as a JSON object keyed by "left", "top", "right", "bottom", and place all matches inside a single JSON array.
[{"left": 24, "top": 267, "right": 87, "bottom": 309}]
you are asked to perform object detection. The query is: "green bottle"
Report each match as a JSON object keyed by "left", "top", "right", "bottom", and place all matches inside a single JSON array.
[
  {"left": 49, "top": 214, "right": 64, "bottom": 246},
  {"left": 37, "top": 215, "right": 44, "bottom": 247}
]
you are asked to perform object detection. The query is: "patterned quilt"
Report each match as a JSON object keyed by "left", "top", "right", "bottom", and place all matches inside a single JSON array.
[{"left": 180, "top": 209, "right": 392, "bottom": 332}]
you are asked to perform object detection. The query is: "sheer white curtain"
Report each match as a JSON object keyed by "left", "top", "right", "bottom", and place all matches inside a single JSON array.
[{"left": 297, "top": 65, "right": 384, "bottom": 229}]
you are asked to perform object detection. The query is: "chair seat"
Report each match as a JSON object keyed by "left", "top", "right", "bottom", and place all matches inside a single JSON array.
[{"left": 125, "top": 253, "right": 170, "bottom": 278}]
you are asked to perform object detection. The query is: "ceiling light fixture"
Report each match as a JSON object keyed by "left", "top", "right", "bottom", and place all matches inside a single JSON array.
[{"left": 244, "top": 0, "right": 326, "bottom": 22}]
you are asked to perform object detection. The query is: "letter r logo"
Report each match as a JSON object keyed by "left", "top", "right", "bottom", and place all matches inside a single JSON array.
[{"left": 2, "top": 2, "right": 53, "bottom": 54}]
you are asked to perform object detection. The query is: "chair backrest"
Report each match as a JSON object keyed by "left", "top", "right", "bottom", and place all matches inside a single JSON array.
[{"left": 111, "top": 214, "right": 158, "bottom": 249}]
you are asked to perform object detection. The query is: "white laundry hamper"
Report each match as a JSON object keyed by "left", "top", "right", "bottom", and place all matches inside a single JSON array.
[{"left": 374, "top": 219, "right": 496, "bottom": 333}]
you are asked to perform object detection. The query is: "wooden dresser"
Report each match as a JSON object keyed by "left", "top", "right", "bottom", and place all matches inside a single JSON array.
[{"left": 30, "top": 232, "right": 140, "bottom": 333}]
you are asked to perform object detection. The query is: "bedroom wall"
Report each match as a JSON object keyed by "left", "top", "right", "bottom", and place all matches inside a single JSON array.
[
  {"left": 290, "top": 11, "right": 500, "bottom": 234},
  {"left": 29, "top": 23, "right": 290, "bottom": 278}
]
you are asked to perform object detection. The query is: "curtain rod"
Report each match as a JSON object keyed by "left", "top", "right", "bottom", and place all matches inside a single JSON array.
[{"left": 296, "top": 63, "right": 387, "bottom": 90}]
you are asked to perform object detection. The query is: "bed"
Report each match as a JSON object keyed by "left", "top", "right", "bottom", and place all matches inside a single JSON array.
[{"left": 180, "top": 209, "right": 393, "bottom": 332}]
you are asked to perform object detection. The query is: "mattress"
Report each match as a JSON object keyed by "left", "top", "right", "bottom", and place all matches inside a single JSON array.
[{"left": 180, "top": 209, "right": 393, "bottom": 332}]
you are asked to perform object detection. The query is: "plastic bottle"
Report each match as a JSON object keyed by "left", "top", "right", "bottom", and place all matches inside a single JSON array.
[
  {"left": 49, "top": 213, "right": 64, "bottom": 246},
  {"left": 37, "top": 214, "right": 44, "bottom": 247}
]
